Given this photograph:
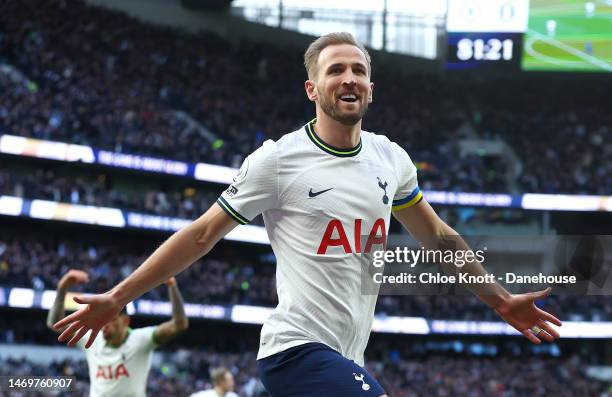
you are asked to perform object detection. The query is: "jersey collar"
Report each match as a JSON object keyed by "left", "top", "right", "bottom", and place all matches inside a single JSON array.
[
  {"left": 105, "top": 327, "right": 132, "bottom": 348},
  {"left": 305, "top": 118, "right": 362, "bottom": 157}
]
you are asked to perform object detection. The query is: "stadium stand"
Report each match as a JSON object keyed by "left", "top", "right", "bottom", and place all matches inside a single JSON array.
[
  {"left": 1, "top": 231, "right": 610, "bottom": 321},
  {"left": 1, "top": 0, "right": 610, "bottom": 194},
  {"left": 2, "top": 353, "right": 608, "bottom": 397},
  {"left": 1, "top": 1, "right": 611, "bottom": 396},
  {"left": 0, "top": 321, "right": 609, "bottom": 397},
  {"left": 0, "top": 167, "right": 219, "bottom": 220},
  {"left": 0, "top": 160, "right": 533, "bottom": 232}
]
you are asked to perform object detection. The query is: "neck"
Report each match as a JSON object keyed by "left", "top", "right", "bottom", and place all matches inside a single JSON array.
[
  {"left": 108, "top": 329, "right": 129, "bottom": 347},
  {"left": 314, "top": 109, "right": 361, "bottom": 148},
  {"left": 214, "top": 386, "right": 225, "bottom": 396}
]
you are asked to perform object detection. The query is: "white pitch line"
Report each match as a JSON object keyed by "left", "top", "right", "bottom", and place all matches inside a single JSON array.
[
  {"left": 527, "top": 28, "right": 612, "bottom": 72},
  {"left": 525, "top": 42, "right": 596, "bottom": 67},
  {"left": 524, "top": 37, "right": 570, "bottom": 67},
  {"left": 523, "top": 37, "right": 595, "bottom": 68}
]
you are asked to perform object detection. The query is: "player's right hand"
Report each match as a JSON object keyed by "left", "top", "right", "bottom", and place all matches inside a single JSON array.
[
  {"left": 59, "top": 269, "right": 90, "bottom": 289},
  {"left": 53, "top": 293, "right": 123, "bottom": 348}
]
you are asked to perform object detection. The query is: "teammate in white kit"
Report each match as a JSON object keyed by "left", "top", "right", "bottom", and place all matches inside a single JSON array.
[
  {"left": 54, "top": 32, "right": 562, "bottom": 396},
  {"left": 190, "top": 367, "right": 238, "bottom": 397},
  {"left": 47, "top": 269, "right": 189, "bottom": 397}
]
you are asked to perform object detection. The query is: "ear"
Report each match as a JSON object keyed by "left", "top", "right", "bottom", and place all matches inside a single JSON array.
[
  {"left": 305, "top": 79, "right": 318, "bottom": 102},
  {"left": 368, "top": 82, "right": 374, "bottom": 103},
  {"left": 124, "top": 316, "right": 131, "bottom": 327}
]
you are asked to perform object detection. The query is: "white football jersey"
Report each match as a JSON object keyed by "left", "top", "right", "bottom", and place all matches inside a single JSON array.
[
  {"left": 78, "top": 326, "right": 158, "bottom": 397},
  {"left": 218, "top": 119, "right": 421, "bottom": 366}
]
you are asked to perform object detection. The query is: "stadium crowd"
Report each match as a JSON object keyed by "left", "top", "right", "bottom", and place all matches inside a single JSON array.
[
  {"left": 0, "top": 166, "right": 532, "bottom": 233},
  {"left": 1, "top": 234, "right": 610, "bottom": 321},
  {"left": 0, "top": 168, "right": 219, "bottom": 220},
  {"left": 1, "top": 2, "right": 610, "bottom": 397},
  {"left": 0, "top": 350, "right": 263, "bottom": 397},
  {"left": 2, "top": 0, "right": 610, "bottom": 194},
  {"left": 0, "top": 234, "right": 277, "bottom": 307},
  {"left": 0, "top": 346, "right": 609, "bottom": 397}
]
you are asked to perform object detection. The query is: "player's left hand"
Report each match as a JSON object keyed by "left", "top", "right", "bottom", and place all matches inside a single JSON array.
[
  {"left": 165, "top": 277, "right": 176, "bottom": 286},
  {"left": 494, "top": 287, "right": 562, "bottom": 344}
]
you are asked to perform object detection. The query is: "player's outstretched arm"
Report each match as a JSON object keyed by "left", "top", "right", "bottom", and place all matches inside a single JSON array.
[
  {"left": 153, "top": 277, "right": 189, "bottom": 345},
  {"left": 46, "top": 269, "right": 90, "bottom": 333},
  {"left": 393, "top": 198, "right": 562, "bottom": 344},
  {"left": 54, "top": 203, "right": 238, "bottom": 348}
]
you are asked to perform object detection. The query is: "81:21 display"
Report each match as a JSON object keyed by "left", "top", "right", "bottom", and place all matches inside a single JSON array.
[{"left": 456, "top": 38, "right": 514, "bottom": 61}]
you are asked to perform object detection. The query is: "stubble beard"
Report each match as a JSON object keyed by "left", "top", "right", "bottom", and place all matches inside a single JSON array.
[{"left": 319, "top": 92, "right": 369, "bottom": 126}]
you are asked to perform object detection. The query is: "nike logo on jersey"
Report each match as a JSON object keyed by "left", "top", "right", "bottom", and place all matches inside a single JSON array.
[{"left": 308, "top": 187, "right": 333, "bottom": 198}]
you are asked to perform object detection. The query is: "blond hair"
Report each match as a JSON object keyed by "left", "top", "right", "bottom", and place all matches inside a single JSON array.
[
  {"left": 304, "top": 32, "right": 371, "bottom": 80},
  {"left": 211, "top": 367, "right": 230, "bottom": 386}
]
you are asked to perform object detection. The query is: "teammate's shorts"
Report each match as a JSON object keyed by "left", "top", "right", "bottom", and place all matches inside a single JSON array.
[{"left": 257, "top": 342, "right": 386, "bottom": 397}]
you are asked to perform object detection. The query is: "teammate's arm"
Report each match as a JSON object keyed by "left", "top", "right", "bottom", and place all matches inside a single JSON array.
[
  {"left": 153, "top": 277, "right": 189, "bottom": 345},
  {"left": 393, "top": 199, "right": 562, "bottom": 343},
  {"left": 54, "top": 203, "right": 238, "bottom": 347},
  {"left": 46, "top": 270, "right": 90, "bottom": 333}
]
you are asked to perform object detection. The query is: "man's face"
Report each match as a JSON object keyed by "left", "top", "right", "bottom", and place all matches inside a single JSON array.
[
  {"left": 102, "top": 314, "right": 129, "bottom": 341},
  {"left": 307, "top": 44, "right": 373, "bottom": 126},
  {"left": 219, "top": 372, "right": 235, "bottom": 393}
]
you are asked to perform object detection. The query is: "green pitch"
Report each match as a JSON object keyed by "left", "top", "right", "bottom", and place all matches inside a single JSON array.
[{"left": 522, "top": 0, "right": 612, "bottom": 72}]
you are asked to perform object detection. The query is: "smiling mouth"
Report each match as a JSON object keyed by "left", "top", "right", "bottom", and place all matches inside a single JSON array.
[{"left": 338, "top": 93, "right": 359, "bottom": 103}]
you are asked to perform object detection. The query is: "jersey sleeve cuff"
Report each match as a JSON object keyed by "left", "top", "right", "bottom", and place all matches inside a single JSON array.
[
  {"left": 217, "top": 196, "right": 250, "bottom": 225},
  {"left": 392, "top": 187, "right": 423, "bottom": 211}
]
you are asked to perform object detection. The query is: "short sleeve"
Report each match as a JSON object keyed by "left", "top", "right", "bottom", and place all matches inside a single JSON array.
[
  {"left": 132, "top": 326, "right": 158, "bottom": 351},
  {"left": 391, "top": 143, "right": 422, "bottom": 211},
  {"left": 217, "top": 140, "right": 279, "bottom": 224}
]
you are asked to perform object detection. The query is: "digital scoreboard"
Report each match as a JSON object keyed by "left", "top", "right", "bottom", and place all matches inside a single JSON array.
[
  {"left": 446, "top": 0, "right": 612, "bottom": 72},
  {"left": 446, "top": 0, "right": 529, "bottom": 71},
  {"left": 448, "top": 33, "right": 522, "bottom": 69}
]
